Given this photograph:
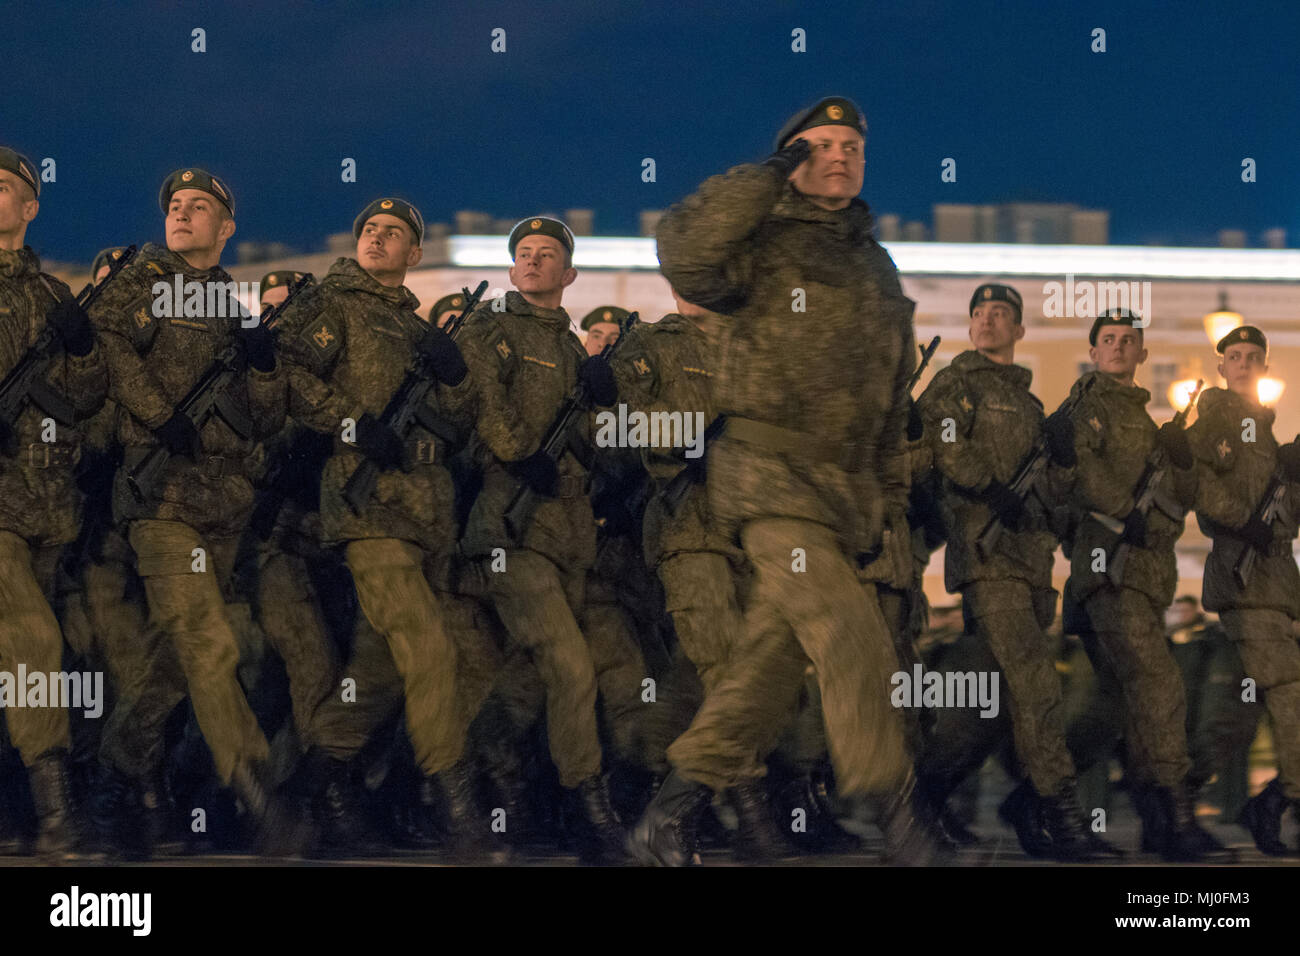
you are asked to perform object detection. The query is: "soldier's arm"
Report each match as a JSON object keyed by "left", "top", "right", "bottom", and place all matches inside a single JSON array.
[
  {"left": 655, "top": 164, "right": 785, "bottom": 314},
  {"left": 878, "top": 320, "right": 918, "bottom": 516},
  {"left": 41, "top": 278, "right": 108, "bottom": 420},
  {"left": 275, "top": 298, "right": 359, "bottom": 434},
  {"left": 1067, "top": 393, "right": 1133, "bottom": 517},
  {"left": 454, "top": 313, "right": 535, "bottom": 462},
  {"left": 87, "top": 272, "right": 175, "bottom": 430},
  {"left": 916, "top": 369, "right": 998, "bottom": 492},
  {"left": 1187, "top": 407, "right": 1252, "bottom": 529},
  {"left": 245, "top": 363, "right": 287, "bottom": 442}
]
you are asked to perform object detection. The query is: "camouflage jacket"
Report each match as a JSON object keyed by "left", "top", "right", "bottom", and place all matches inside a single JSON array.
[
  {"left": 608, "top": 313, "right": 737, "bottom": 566},
  {"left": 0, "top": 246, "right": 107, "bottom": 545},
  {"left": 1062, "top": 371, "right": 1194, "bottom": 607},
  {"left": 1187, "top": 386, "right": 1300, "bottom": 616},
  {"left": 656, "top": 163, "right": 916, "bottom": 561},
  {"left": 276, "top": 257, "right": 468, "bottom": 555},
  {"left": 89, "top": 242, "right": 285, "bottom": 534},
  {"left": 449, "top": 291, "right": 596, "bottom": 572},
  {"left": 917, "top": 349, "right": 1062, "bottom": 592}
]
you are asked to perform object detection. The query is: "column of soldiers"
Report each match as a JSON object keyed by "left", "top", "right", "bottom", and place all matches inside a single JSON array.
[{"left": 2, "top": 94, "right": 1299, "bottom": 865}]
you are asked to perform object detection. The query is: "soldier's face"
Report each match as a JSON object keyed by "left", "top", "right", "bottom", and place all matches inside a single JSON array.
[
  {"left": 1218, "top": 343, "right": 1266, "bottom": 397},
  {"left": 1089, "top": 328, "right": 1147, "bottom": 378},
  {"left": 787, "top": 127, "right": 865, "bottom": 210},
  {"left": 166, "top": 190, "right": 235, "bottom": 256},
  {"left": 260, "top": 285, "right": 290, "bottom": 311},
  {"left": 585, "top": 321, "right": 620, "bottom": 356},
  {"left": 94, "top": 264, "right": 112, "bottom": 283},
  {"left": 510, "top": 236, "right": 576, "bottom": 296},
  {"left": 435, "top": 309, "right": 460, "bottom": 329},
  {"left": 0, "top": 170, "right": 39, "bottom": 238},
  {"left": 357, "top": 214, "right": 423, "bottom": 281},
  {"left": 969, "top": 302, "right": 1023, "bottom": 353}
]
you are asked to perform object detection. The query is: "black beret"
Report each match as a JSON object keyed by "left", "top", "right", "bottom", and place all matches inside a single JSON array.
[
  {"left": 91, "top": 247, "right": 127, "bottom": 279},
  {"left": 1089, "top": 308, "right": 1145, "bottom": 346},
  {"left": 969, "top": 283, "right": 1023, "bottom": 323},
  {"left": 353, "top": 197, "right": 425, "bottom": 247},
  {"left": 773, "top": 96, "right": 867, "bottom": 151},
  {"left": 159, "top": 168, "right": 235, "bottom": 216},
  {"left": 508, "top": 217, "right": 574, "bottom": 259},
  {"left": 260, "top": 270, "right": 309, "bottom": 303},
  {"left": 431, "top": 291, "right": 468, "bottom": 320},
  {"left": 0, "top": 146, "right": 40, "bottom": 198},
  {"left": 1216, "top": 324, "right": 1268, "bottom": 357},
  {"left": 580, "top": 305, "right": 630, "bottom": 332}
]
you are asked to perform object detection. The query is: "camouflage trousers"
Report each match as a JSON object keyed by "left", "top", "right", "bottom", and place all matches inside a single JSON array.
[
  {"left": 963, "top": 579, "right": 1075, "bottom": 796},
  {"left": 1081, "top": 586, "right": 1192, "bottom": 788},
  {"left": 668, "top": 518, "right": 909, "bottom": 797},
  {"left": 483, "top": 548, "right": 601, "bottom": 788},
  {"left": 100, "top": 519, "right": 269, "bottom": 786},
  {"left": 1220, "top": 608, "right": 1300, "bottom": 800},
  {"left": 0, "top": 531, "right": 70, "bottom": 765}
]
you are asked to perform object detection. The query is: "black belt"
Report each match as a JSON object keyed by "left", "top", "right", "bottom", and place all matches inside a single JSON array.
[{"left": 24, "top": 442, "right": 79, "bottom": 469}]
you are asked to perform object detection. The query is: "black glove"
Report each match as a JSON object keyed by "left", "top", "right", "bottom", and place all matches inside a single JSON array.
[
  {"left": 353, "top": 412, "right": 404, "bottom": 469},
  {"left": 579, "top": 355, "right": 618, "bottom": 407},
  {"left": 762, "top": 138, "right": 812, "bottom": 178},
  {"left": 415, "top": 326, "right": 468, "bottom": 386},
  {"left": 515, "top": 449, "right": 558, "bottom": 496},
  {"left": 1043, "top": 410, "right": 1077, "bottom": 468},
  {"left": 1121, "top": 508, "right": 1148, "bottom": 547},
  {"left": 156, "top": 412, "right": 201, "bottom": 458},
  {"left": 238, "top": 321, "right": 276, "bottom": 373},
  {"left": 1277, "top": 436, "right": 1300, "bottom": 482},
  {"left": 47, "top": 297, "right": 95, "bottom": 357},
  {"left": 1156, "top": 422, "right": 1194, "bottom": 470},
  {"left": 906, "top": 398, "right": 924, "bottom": 442},
  {"left": 984, "top": 480, "right": 1025, "bottom": 530},
  {"left": 1239, "top": 515, "right": 1274, "bottom": 552}
]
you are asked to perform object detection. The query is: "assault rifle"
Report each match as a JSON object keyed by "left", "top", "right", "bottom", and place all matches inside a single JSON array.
[
  {"left": 503, "top": 311, "right": 639, "bottom": 540},
  {"left": 1233, "top": 466, "right": 1289, "bottom": 589},
  {"left": 341, "top": 279, "right": 488, "bottom": 514},
  {"left": 126, "top": 272, "right": 314, "bottom": 502}
]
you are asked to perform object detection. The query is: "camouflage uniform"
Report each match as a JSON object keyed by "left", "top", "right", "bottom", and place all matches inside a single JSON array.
[
  {"left": 0, "top": 246, "right": 107, "bottom": 765},
  {"left": 655, "top": 162, "right": 916, "bottom": 798},
  {"left": 1188, "top": 386, "right": 1300, "bottom": 799},
  {"left": 1062, "top": 371, "right": 1196, "bottom": 788},
  {"left": 89, "top": 242, "right": 283, "bottom": 786},
  {"left": 916, "top": 349, "right": 1075, "bottom": 797},
  {"left": 449, "top": 291, "right": 603, "bottom": 789},
  {"left": 275, "top": 257, "right": 494, "bottom": 776}
]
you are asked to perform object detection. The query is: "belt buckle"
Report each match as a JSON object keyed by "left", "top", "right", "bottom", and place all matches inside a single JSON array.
[
  {"left": 28, "top": 443, "right": 51, "bottom": 468},
  {"left": 204, "top": 456, "right": 225, "bottom": 479},
  {"left": 414, "top": 440, "right": 436, "bottom": 465}
]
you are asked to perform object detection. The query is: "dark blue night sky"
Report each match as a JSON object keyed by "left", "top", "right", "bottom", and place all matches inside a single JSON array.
[{"left": 5, "top": 0, "right": 1298, "bottom": 262}]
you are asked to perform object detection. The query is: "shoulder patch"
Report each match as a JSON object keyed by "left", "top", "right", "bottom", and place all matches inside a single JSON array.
[
  {"left": 495, "top": 337, "right": 512, "bottom": 362},
  {"left": 303, "top": 319, "right": 340, "bottom": 358},
  {"left": 1088, "top": 415, "right": 1103, "bottom": 433},
  {"left": 1216, "top": 438, "right": 1232, "bottom": 460},
  {"left": 633, "top": 357, "right": 652, "bottom": 376},
  {"left": 958, "top": 394, "right": 973, "bottom": 413}
]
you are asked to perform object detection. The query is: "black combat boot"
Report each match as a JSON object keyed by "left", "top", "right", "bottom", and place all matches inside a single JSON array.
[
  {"left": 1129, "top": 783, "right": 1168, "bottom": 854},
  {"left": 28, "top": 749, "right": 99, "bottom": 861},
  {"left": 626, "top": 769, "right": 712, "bottom": 867},
  {"left": 1039, "top": 779, "right": 1124, "bottom": 861},
  {"left": 1237, "top": 778, "right": 1294, "bottom": 857},
  {"left": 479, "top": 759, "right": 534, "bottom": 850},
  {"left": 388, "top": 772, "right": 441, "bottom": 850},
  {"left": 918, "top": 772, "right": 978, "bottom": 850},
  {"left": 569, "top": 773, "right": 629, "bottom": 864},
  {"left": 1158, "top": 785, "right": 1237, "bottom": 862},
  {"left": 879, "top": 771, "right": 949, "bottom": 866},
  {"left": 779, "top": 771, "right": 861, "bottom": 854},
  {"left": 90, "top": 762, "right": 152, "bottom": 861},
  {"left": 229, "top": 758, "right": 310, "bottom": 858},
  {"left": 427, "top": 756, "right": 506, "bottom": 862},
  {"left": 728, "top": 778, "right": 793, "bottom": 860},
  {"left": 998, "top": 780, "right": 1052, "bottom": 858},
  {"left": 310, "top": 754, "right": 388, "bottom": 857}
]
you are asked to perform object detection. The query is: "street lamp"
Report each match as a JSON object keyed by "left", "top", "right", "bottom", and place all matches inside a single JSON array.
[
  {"left": 1168, "top": 379, "right": 1201, "bottom": 411},
  {"left": 1202, "top": 291, "right": 1243, "bottom": 346}
]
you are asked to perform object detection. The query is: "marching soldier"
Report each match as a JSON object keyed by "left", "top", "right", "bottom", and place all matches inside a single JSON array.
[
  {"left": 1188, "top": 324, "right": 1300, "bottom": 856},
  {"left": 915, "top": 283, "right": 1116, "bottom": 861},
  {"left": 632, "top": 97, "right": 939, "bottom": 866},
  {"left": 0, "top": 146, "right": 106, "bottom": 858},
  {"left": 273, "top": 198, "right": 502, "bottom": 857},
  {"left": 448, "top": 216, "right": 629, "bottom": 862},
  {"left": 580, "top": 305, "right": 627, "bottom": 357},
  {"left": 87, "top": 167, "right": 297, "bottom": 856},
  {"left": 1058, "top": 309, "right": 1227, "bottom": 860}
]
